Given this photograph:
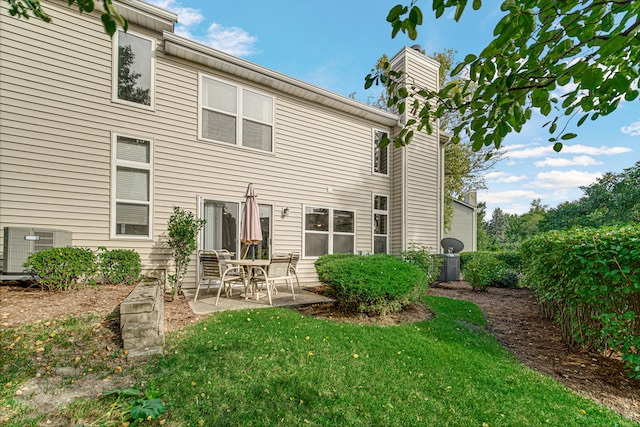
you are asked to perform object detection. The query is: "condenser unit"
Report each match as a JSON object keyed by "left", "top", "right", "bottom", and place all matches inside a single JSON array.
[{"left": 2, "top": 227, "right": 72, "bottom": 274}]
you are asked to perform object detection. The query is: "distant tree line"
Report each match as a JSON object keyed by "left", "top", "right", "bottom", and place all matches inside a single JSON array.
[{"left": 480, "top": 161, "right": 640, "bottom": 250}]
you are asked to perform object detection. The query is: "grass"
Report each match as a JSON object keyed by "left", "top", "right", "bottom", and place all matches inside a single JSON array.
[{"left": 1, "top": 296, "right": 638, "bottom": 426}]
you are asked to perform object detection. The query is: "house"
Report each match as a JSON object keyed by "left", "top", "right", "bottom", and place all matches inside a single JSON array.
[
  {"left": 0, "top": 0, "right": 447, "bottom": 287},
  {"left": 444, "top": 191, "right": 478, "bottom": 252}
]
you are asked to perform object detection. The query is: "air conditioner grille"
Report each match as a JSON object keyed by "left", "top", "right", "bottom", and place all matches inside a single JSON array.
[
  {"left": 34, "top": 231, "right": 55, "bottom": 251},
  {"left": 3, "top": 227, "right": 72, "bottom": 274}
]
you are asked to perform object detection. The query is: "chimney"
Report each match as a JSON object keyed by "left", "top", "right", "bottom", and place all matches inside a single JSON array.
[{"left": 464, "top": 190, "right": 477, "bottom": 206}]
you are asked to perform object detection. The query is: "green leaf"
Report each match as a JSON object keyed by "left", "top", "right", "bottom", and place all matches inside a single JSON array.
[
  {"left": 409, "top": 6, "right": 423, "bottom": 26},
  {"left": 531, "top": 89, "right": 549, "bottom": 108},
  {"left": 386, "top": 4, "right": 406, "bottom": 22},
  {"left": 581, "top": 67, "right": 604, "bottom": 91},
  {"left": 472, "top": 0, "right": 482, "bottom": 10},
  {"left": 560, "top": 133, "right": 577, "bottom": 140},
  {"left": 553, "top": 142, "right": 563, "bottom": 152},
  {"left": 101, "top": 13, "right": 117, "bottom": 36}
]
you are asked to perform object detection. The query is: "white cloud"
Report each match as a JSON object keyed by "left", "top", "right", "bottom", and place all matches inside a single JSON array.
[
  {"left": 148, "top": 0, "right": 203, "bottom": 26},
  {"left": 479, "top": 189, "right": 543, "bottom": 205},
  {"left": 561, "top": 144, "right": 632, "bottom": 155},
  {"left": 507, "top": 143, "right": 632, "bottom": 159},
  {"left": 531, "top": 170, "right": 602, "bottom": 189},
  {"left": 534, "top": 155, "right": 602, "bottom": 167},
  {"left": 147, "top": 0, "right": 258, "bottom": 57},
  {"left": 194, "top": 23, "right": 258, "bottom": 57},
  {"left": 621, "top": 120, "right": 640, "bottom": 136},
  {"left": 484, "top": 171, "right": 528, "bottom": 183}
]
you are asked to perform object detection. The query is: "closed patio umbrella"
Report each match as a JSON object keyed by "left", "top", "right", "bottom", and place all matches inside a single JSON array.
[{"left": 240, "top": 183, "right": 262, "bottom": 259}]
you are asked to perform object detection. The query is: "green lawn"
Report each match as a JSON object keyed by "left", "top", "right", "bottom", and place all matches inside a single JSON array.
[{"left": 2, "top": 296, "right": 637, "bottom": 426}]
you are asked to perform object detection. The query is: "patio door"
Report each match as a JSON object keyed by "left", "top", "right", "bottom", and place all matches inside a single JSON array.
[{"left": 200, "top": 198, "right": 272, "bottom": 259}]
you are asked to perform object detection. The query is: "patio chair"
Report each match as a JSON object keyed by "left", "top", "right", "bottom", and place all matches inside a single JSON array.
[
  {"left": 289, "top": 251, "right": 301, "bottom": 291},
  {"left": 253, "top": 254, "right": 295, "bottom": 306},
  {"left": 215, "top": 250, "right": 248, "bottom": 305},
  {"left": 195, "top": 250, "right": 245, "bottom": 303}
]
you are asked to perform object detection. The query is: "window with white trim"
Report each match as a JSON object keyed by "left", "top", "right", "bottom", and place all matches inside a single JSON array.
[
  {"left": 112, "top": 134, "right": 153, "bottom": 238},
  {"left": 304, "top": 207, "right": 355, "bottom": 257},
  {"left": 373, "top": 129, "right": 388, "bottom": 175},
  {"left": 113, "top": 30, "right": 155, "bottom": 108},
  {"left": 200, "top": 75, "right": 274, "bottom": 152},
  {"left": 373, "top": 194, "right": 388, "bottom": 254}
]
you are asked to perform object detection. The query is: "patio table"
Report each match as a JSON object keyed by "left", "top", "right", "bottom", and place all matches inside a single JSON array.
[{"left": 225, "top": 259, "right": 270, "bottom": 301}]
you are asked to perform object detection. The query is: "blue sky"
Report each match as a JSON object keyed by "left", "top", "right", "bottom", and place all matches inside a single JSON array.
[{"left": 149, "top": 0, "right": 639, "bottom": 219}]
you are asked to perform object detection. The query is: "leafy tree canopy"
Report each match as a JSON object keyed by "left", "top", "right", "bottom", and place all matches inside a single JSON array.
[
  {"left": 369, "top": 1, "right": 640, "bottom": 152},
  {"left": 5, "top": 0, "right": 126, "bottom": 35}
]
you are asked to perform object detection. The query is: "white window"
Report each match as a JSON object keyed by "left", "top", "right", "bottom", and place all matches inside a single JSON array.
[
  {"left": 373, "top": 129, "right": 389, "bottom": 175},
  {"left": 113, "top": 30, "right": 155, "bottom": 108},
  {"left": 200, "top": 74, "right": 274, "bottom": 152},
  {"left": 304, "top": 207, "right": 355, "bottom": 257},
  {"left": 373, "top": 194, "right": 389, "bottom": 254},
  {"left": 112, "top": 134, "right": 153, "bottom": 238}
]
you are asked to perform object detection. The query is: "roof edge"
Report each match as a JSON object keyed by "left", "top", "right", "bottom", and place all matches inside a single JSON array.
[{"left": 162, "top": 32, "right": 400, "bottom": 127}]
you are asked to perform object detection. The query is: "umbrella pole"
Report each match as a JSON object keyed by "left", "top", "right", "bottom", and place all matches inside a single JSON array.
[{"left": 241, "top": 245, "right": 250, "bottom": 259}]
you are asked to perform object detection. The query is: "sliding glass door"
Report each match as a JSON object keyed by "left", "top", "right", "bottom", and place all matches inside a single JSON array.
[{"left": 201, "top": 198, "right": 271, "bottom": 259}]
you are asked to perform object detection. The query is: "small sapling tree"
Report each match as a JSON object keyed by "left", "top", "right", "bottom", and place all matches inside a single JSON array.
[{"left": 166, "top": 206, "right": 205, "bottom": 300}]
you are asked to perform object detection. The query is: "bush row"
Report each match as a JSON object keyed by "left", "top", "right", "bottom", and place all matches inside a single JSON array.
[
  {"left": 315, "top": 253, "right": 430, "bottom": 315},
  {"left": 521, "top": 224, "right": 640, "bottom": 379},
  {"left": 459, "top": 251, "right": 521, "bottom": 290},
  {"left": 24, "top": 247, "right": 141, "bottom": 290}
]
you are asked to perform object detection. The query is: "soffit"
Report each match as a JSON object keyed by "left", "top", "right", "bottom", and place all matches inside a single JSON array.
[{"left": 115, "top": 0, "right": 177, "bottom": 33}]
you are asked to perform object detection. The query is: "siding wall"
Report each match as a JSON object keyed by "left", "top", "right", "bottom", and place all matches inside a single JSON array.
[
  {"left": 389, "top": 48, "right": 443, "bottom": 253},
  {"left": 0, "top": 1, "right": 395, "bottom": 286},
  {"left": 445, "top": 201, "right": 477, "bottom": 252}
]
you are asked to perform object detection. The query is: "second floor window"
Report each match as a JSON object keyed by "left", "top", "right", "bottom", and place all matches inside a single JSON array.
[
  {"left": 200, "top": 75, "right": 274, "bottom": 152},
  {"left": 373, "top": 130, "right": 388, "bottom": 175},
  {"left": 114, "top": 30, "right": 154, "bottom": 108}
]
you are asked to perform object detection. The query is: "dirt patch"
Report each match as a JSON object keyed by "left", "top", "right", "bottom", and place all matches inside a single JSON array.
[
  {"left": 0, "top": 282, "right": 202, "bottom": 333},
  {"left": 296, "top": 301, "right": 433, "bottom": 325},
  {"left": 1, "top": 281, "right": 639, "bottom": 422}
]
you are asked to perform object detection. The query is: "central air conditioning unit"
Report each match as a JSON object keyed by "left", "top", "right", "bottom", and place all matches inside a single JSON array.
[{"left": 2, "top": 227, "right": 73, "bottom": 274}]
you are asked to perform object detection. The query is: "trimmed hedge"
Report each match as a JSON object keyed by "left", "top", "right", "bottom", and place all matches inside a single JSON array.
[
  {"left": 25, "top": 246, "right": 143, "bottom": 290},
  {"left": 25, "top": 247, "right": 97, "bottom": 290},
  {"left": 97, "top": 247, "right": 142, "bottom": 285},
  {"left": 460, "top": 252, "right": 521, "bottom": 289},
  {"left": 521, "top": 224, "right": 640, "bottom": 378},
  {"left": 315, "top": 254, "right": 428, "bottom": 315},
  {"left": 460, "top": 251, "right": 522, "bottom": 270}
]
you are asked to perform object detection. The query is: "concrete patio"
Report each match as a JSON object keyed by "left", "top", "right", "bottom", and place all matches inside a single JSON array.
[{"left": 181, "top": 284, "right": 334, "bottom": 315}]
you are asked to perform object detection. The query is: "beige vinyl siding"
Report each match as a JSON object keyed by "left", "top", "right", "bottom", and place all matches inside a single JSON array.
[
  {"left": 390, "top": 143, "right": 404, "bottom": 255},
  {"left": 388, "top": 47, "right": 442, "bottom": 253},
  {"left": 446, "top": 201, "right": 476, "bottom": 252},
  {"left": 2, "top": 2, "right": 443, "bottom": 288},
  {"left": 403, "top": 49, "right": 441, "bottom": 251},
  {"left": 0, "top": 1, "right": 393, "bottom": 284}
]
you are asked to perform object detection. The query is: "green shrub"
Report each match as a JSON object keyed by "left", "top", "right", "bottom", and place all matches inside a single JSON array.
[
  {"left": 460, "top": 251, "right": 522, "bottom": 271},
  {"left": 461, "top": 253, "right": 510, "bottom": 291},
  {"left": 460, "top": 251, "right": 520, "bottom": 289},
  {"left": 521, "top": 224, "right": 640, "bottom": 378},
  {"left": 459, "top": 252, "right": 474, "bottom": 268},
  {"left": 25, "top": 247, "right": 97, "bottom": 290},
  {"left": 97, "top": 247, "right": 141, "bottom": 285},
  {"left": 494, "top": 251, "right": 523, "bottom": 270},
  {"left": 401, "top": 242, "right": 440, "bottom": 283},
  {"left": 315, "top": 254, "right": 428, "bottom": 315}
]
